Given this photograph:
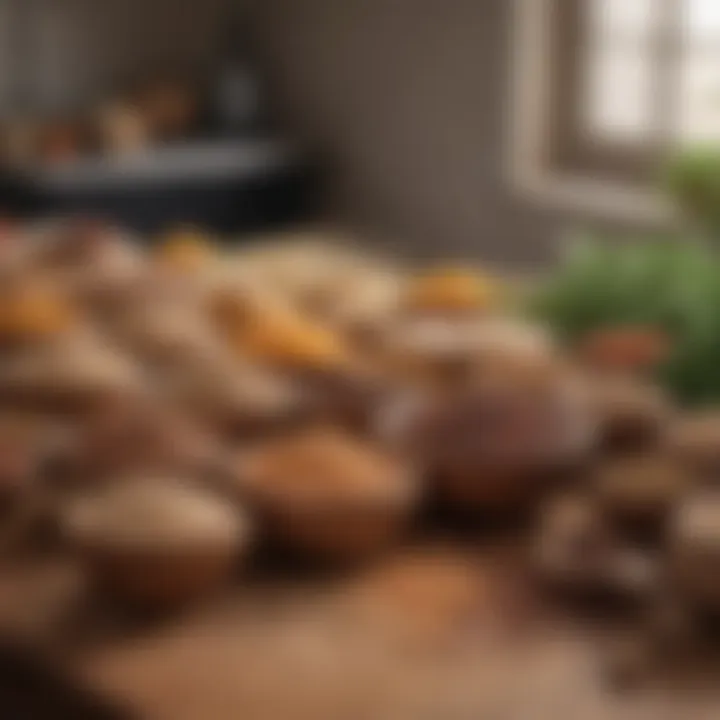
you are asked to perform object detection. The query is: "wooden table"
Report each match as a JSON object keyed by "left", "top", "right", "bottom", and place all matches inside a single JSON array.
[{"left": 2, "top": 540, "right": 720, "bottom": 720}]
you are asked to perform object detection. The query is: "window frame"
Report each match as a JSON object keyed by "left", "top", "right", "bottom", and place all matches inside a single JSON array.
[{"left": 506, "top": 0, "right": 681, "bottom": 222}]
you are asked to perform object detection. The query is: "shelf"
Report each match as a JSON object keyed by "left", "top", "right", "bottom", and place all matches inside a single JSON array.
[{"left": 26, "top": 138, "right": 297, "bottom": 191}]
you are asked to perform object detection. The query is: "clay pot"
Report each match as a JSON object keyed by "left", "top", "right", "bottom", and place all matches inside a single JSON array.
[
  {"left": 63, "top": 478, "right": 250, "bottom": 610},
  {"left": 587, "top": 375, "right": 672, "bottom": 453},
  {"left": 593, "top": 453, "right": 694, "bottom": 535},
  {"left": 406, "top": 366, "right": 595, "bottom": 511},
  {"left": 578, "top": 326, "right": 671, "bottom": 375},
  {"left": 669, "top": 490, "right": 720, "bottom": 612},
  {"left": 237, "top": 429, "right": 417, "bottom": 561}
]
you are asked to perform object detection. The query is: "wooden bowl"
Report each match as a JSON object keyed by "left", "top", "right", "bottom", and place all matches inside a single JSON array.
[
  {"left": 63, "top": 478, "right": 251, "bottom": 610},
  {"left": 593, "top": 453, "right": 694, "bottom": 535},
  {"left": 587, "top": 375, "right": 672, "bottom": 453},
  {"left": 237, "top": 429, "right": 417, "bottom": 562},
  {"left": 669, "top": 490, "right": 720, "bottom": 612}
]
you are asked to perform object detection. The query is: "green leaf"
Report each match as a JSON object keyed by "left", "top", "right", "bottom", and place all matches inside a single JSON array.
[{"left": 527, "top": 232, "right": 720, "bottom": 405}]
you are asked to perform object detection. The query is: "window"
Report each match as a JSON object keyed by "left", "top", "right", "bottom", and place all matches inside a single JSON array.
[
  {"left": 584, "top": 0, "right": 667, "bottom": 145},
  {"left": 585, "top": 0, "right": 720, "bottom": 145},
  {"left": 509, "top": 0, "right": 720, "bottom": 219}
]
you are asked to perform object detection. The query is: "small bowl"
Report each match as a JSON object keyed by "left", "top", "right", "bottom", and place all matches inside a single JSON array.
[
  {"left": 669, "top": 490, "right": 720, "bottom": 612},
  {"left": 237, "top": 429, "right": 417, "bottom": 562},
  {"left": 587, "top": 375, "right": 672, "bottom": 453},
  {"left": 63, "top": 478, "right": 251, "bottom": 610},
  {"left": 593, "top": 453, "right": 694, "bottom": 536}
]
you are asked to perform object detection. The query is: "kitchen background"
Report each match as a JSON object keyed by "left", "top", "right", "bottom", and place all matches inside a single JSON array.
[{"left": 0, "top": 0, "right": 716, "bottom": 263}]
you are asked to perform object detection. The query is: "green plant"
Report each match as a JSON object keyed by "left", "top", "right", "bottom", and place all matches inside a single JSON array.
[
  {"left": 666, "top": 146, "right": 720, "bottom": 237},
  {"left": 529, "top": 236, "right": 720, "bottom": 405}
]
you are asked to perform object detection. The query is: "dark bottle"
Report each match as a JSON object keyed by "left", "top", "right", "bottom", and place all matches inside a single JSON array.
[{"left": 211, "top": 3, "right": 265, "bottom": 138}]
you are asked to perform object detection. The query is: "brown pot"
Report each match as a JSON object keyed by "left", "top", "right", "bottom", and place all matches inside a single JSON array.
[
  {"left": 587, "top": 374, "right": 672, "bottom": 453},
  {"left": 577, "top": 326, "right": 671, "bottom": 375},
  {"left": 237, "top": 429, "right": 417, "bottom": 562},
  {"left": 669, "top": 490, "right": 720, "bottom": 612},
  {"left": 63, "top": 478, "right": 251, "bottom": 610},
  {"left": 407, "top": 370, "right": 595, "bottom": 511},
  {"left": 593, "top": 453, "right": 694, "bottom": 534}
]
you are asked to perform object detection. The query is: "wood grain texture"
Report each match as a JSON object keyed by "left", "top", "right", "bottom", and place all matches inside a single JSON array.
[{"left": 2, "top": 544, "right": 720, "bottom": 719}]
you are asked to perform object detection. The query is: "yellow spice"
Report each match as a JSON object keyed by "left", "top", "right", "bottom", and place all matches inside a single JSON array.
[
  {"left": 405, "top": 267, "right": 498, "bottom": 312},
  {"left": 156, "top": 227, "right": 217, "bottom": 272}
]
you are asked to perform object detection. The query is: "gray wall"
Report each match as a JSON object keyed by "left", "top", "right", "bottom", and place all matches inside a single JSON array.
[
  {"left": 1, "top": 0, "right": 569, "bottom": 266},
  {"left": 0, "top": 0, "right": 231, "bottom": 110},
  {"left": 249, "top": 0, "right": 566, "bottom": 266}
]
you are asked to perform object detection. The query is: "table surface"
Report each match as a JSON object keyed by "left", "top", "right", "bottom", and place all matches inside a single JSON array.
[{"left": 2, "top": 538, "right": 720, "bottom": 720}]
